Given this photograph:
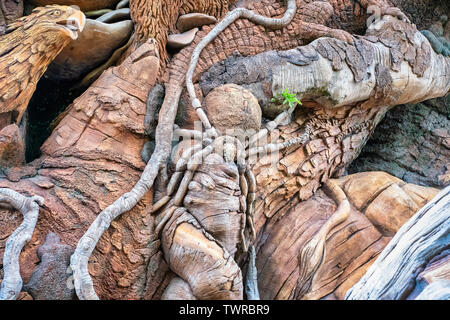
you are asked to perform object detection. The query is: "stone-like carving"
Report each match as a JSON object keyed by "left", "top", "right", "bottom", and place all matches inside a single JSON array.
[
  {"left": 23, "top": 233, "right": 75, "bottom": 300},
  {"left": 0, "top": 0, "right": 448, "bottom": 301},
  {"left": 47, "top": 19, "right": 133, "bottom": 80},
  {"left": 0, "top": 5, "right": 85, "bottom": 127}
]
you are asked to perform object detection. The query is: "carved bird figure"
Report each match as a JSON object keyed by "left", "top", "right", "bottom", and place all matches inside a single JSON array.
[
  {"left": 0, "top": 0, "right": 24, "bottom": 35},
  {"left": 0, "top": 5, "right": 85, "bottom": 128}
]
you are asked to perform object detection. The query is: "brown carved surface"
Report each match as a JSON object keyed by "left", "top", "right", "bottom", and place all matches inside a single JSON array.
[
  {"left": 0, "top": 5, "right": 84, "bottom": 127},
  {"left": 1, "top": 41, "right": 161, "bottom": 300},
  {"left": 0, "top": 0, "right": 448, "bottom": 300},
  {"left": 253, "top": 172, "right": 439, "bottom": 300},
  {"left": 130, "top": 0, "right": 235, "bottom": 64}
]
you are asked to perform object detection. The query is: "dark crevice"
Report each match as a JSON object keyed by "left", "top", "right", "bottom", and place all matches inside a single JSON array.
[{"left": 24, "top": 73, "right": 87, "bottom": 163}]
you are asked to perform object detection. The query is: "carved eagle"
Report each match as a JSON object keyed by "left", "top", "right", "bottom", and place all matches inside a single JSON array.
[{"left": 0, "top": 5, "right": 85, "bottom": 128}]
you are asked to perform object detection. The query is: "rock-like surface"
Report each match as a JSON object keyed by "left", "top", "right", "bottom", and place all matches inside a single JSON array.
[
  {"left": 0, "top": 124, "right": 25, "bottom": 168},
  {"left": 47, "top": 19, "right": 133, "bottom": 80},
  {"left": 336, "top": 172, "right": 439, "bottom": 237},
  {"left": 390, "top": 0, "right": 450, "bottom": 31},
  {"left": 167, "top": 28, "right": 199, "bottom": 50},
  {"left": 23, "top": 233, "right": 75, "bottom": 300},
  {"left": 176, "top": 13, "right": 217, "bottom": 33},
  {"left": 31, "top": 0, "right": 121, "bottom": 12},
  {"left": 204, "top": 84, "right": 262, "bottom": 135},
  {"left": 96, "top": 7, "right": 130, "bottom": 23},
  {"left": 253, "top": 171, "right": 439, "bottom": 300},
  {"left": 346, "top": 186, "right": 449, "bottom": 300},
  {"left": 0, "top": 40, "right": 161, "bottom": 300},
  {"left": 349, "top": 96, "right": 450, "bottom": 188}
]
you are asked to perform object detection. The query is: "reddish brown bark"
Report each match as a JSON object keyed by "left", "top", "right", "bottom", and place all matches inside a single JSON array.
[{"left": 0, "top": 0, "right": 448, "bottom": 300}]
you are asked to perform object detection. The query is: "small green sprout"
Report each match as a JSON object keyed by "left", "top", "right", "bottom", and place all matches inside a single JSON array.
[{"left": 271, "top": 89, "right": 302, "bottom": 108}]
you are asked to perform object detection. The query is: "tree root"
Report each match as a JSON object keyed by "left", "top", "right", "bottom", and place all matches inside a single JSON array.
[
  {"left": 70, "top": 0, "right": 298, "bottom": 300},
  {"left": 69, "top": 40, "right": 173, "bottom": 300},
  {"left": 346, "top": 185, "right": 450, "bottom": 300},
  {"left": 0, "top": 189, "right": 44, "bottom": 300},
  {"left": 295, "top": 180, "right": 350, "bottom": 299},
  {"left": 185, "top": 0, "right": 297, "bottom": 128}
]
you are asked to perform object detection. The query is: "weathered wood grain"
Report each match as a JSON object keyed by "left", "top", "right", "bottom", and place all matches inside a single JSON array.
[{"left": 346, "top": 185, "right": 450, "bottom": 300}]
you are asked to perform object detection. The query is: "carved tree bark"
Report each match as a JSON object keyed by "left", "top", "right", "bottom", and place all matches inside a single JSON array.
[
  {"left": 129, "top": 0, "right": 235, "bottom": 65},
  {"left": 346, "top": 185, "right": 450, "bottom": 300},
  {"left": 0, "top": 0, "right": 448, "bottom": 300}
]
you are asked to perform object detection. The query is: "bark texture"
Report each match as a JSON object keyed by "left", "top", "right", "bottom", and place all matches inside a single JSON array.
[
  {"left": 0, "top": 0, "right": 448, "bottom": 300},
  {"left": 251, "top": 172, "right": 439, "bottom": 299},
  {"left": 346, "top": 185, "right": 449, "bottom": 300},
  {"left": 350, "top": 95, "right": 450, "bottom": 188},
  {"left": 1, "top": 39, "right": 161, "bottom": 300},
  {"left": 129, "top": 0, "right": 235, "bottom": 64},
  {"left": 0, "top": 188, "right": 43, "bottom": 300}
]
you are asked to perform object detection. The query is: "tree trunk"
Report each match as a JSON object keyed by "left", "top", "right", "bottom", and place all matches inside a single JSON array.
[{"left": 0, "top": 0, "right": 449, "bottom": 300}]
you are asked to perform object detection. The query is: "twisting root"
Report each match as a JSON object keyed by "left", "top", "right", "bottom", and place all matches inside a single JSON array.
[
  {"left": 151, "top": 143, "right": 203, "bottom": 214},
  {"left": 70, "top": 45, "right": 182, "bottom": 299},
  {"left": 0, "top": 189, "right": 44, "bottom": 300},
  {"left": 185, "top": 0, "right": 298, "bottom": 126},
  {"left": 245, "top": 168, "right": 257, "bottom": 241},
  {"left": 155, "top": 206, "right": 178, "bottom": 238},
  {"left": 174, "top": 145, "right": 215, "bottom": 206},
  {"left": 295, "top": 179, "right": 350, "bottom": 299},
  {"left": 70, "top": 84, "right": 182, "bottom": 301},
  {"left": 151, "top": 195, "right": 171, "bottom": 213},
  {"left": 245, "top": 245, "right": 260, "bottom": 300},
  {"left": 71, "top": 0, "right": 299, "bottom": 300},
  {"left": 247, "top": 105, "right": 299, "bottom": 151}
]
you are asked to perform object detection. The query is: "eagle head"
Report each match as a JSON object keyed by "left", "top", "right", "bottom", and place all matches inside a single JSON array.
[
  {"left": 6, "top": 5, "right": 86, "bottom": 40},
  {"left": 0, "top": 5, "right": 86, "bottom": 126}
]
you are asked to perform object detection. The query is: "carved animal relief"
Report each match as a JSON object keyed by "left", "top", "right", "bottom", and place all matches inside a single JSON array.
[{"left": 0, "top": 0, "right": 448, "bottom": 302}]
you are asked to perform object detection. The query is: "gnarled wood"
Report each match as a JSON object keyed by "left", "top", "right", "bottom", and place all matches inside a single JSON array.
[
  {"left": 129, "top": 0, "right": 235, "bottom": 64},
  {"left": 0, "top": 0, "right": 448, "bottom": 300},
  {"left": 68, "top": 40, "right": 161, "bottom": 300},
  {"left": 0, "top": 189, "right": 43, "bottom": 300},
  {"left": 346, "top": 185, "right": 450, "bottom": 300}
]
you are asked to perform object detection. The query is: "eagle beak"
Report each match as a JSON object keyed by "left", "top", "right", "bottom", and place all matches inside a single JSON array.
[{"left": 66, "top": 9, "right": 86, "bottom": 39}]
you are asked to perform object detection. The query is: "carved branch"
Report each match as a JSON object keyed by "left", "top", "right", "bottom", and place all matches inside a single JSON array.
[
  {"left": 273, "top": 18, "right": 450, "bottom": 109},
  {"left": 70, "top": 0, "right": 299, "bottom": 300},
  {"left": 69, "top": 3, "right": 450, "bottom": 300},
  {"left": 346, "top": 185, "right": 450, "bottom": 300},
  {"left": 69, "top": 40, "right": 161, "bottom": 300},
  {"left": 0, "top": 189, "right": 43, "bottom": 300},
  {"left": 245, "top": 246, "right": 260, "bottom": 300},
  {"left": 186, "top": 0, "right": 298, "bottom": 128},
  {"left": 296, "top": 180, "right": 350, "bottom": 299}
]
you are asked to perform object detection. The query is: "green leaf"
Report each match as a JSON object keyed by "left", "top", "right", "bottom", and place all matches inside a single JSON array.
[{"left": 274, "top": 88, "right": 302, "bottom": 108}]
